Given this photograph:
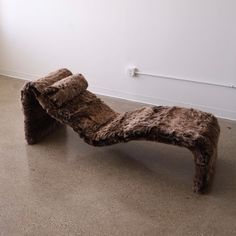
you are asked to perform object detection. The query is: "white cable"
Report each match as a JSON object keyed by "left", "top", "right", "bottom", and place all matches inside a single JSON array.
[{"left": 134, "top": 71, "right": 236, "bottom": 89}]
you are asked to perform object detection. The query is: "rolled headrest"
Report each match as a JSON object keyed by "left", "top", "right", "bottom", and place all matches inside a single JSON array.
[
  {"left": 34, "top": 68, "right": 73, "bottom": 92},
  {"left": 43, "top": 74, "right": 88, "bottom": 107}
]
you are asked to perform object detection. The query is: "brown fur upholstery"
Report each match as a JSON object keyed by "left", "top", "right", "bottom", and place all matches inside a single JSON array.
[{"left": 21, "top": 69, "right": 220, "bottom": 194}]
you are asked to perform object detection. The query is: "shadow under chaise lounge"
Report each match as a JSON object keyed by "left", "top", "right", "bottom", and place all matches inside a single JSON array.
[{"left": 21, "top": 68, "right": 220, "bottom": 194}]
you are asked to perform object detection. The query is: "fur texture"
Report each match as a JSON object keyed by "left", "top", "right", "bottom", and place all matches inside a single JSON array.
[{"left": 21, "top": 69, "right": 220, "bottom": 193}]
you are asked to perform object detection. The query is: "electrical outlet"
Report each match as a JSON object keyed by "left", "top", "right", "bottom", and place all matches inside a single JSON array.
[{"left": 126, "top": 66, "right": 138, "bottom": 77}]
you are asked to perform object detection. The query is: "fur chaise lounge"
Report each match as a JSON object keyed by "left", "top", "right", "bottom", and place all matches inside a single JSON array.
[{"left": 21, "top": 69, "right": 220, "bottom": 193}]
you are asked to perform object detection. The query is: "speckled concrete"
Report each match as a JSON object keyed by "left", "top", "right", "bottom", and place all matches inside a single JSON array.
[{"left": 0, "top": 75, "right": 236, "bottom": 236}]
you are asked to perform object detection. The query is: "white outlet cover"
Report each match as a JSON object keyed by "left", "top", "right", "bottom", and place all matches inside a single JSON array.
[{"left": 126, "top": 66, "right": 138, "bottom": 77}]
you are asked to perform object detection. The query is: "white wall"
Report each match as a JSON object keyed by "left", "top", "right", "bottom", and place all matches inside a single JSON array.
[{"left": 0, "top": 0, "right": 236, "bottom": 119}]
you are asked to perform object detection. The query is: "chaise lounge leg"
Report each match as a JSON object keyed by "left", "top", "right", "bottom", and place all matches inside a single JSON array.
[
  {"left": 192, "top": 147, "right": 217, "bottom": 193},
  {"left": 21, "top": 82, "right": 63, "bottom": 145}
]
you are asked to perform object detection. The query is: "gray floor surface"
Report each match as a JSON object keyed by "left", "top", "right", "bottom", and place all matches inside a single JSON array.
[{"left": 0, "top": 76, "right": 236, "bottom": 236}]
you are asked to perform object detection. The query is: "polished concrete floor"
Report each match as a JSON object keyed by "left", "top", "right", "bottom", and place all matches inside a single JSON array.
[{"left": 0, "top": 76, "right": 236, "bottom": 236}]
